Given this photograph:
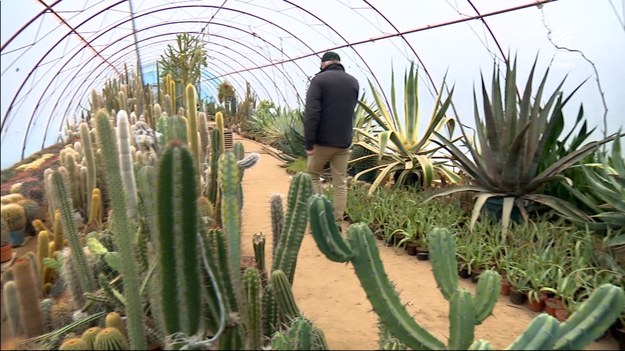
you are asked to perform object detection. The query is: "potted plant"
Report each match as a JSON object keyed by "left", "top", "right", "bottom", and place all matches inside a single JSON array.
[
  {"left": 506, "top": 265, "right": 530, "bottom": 305},
  {"left": 426, "top": 56, "right": 616, "bottom": 232},
  {"left": 1, "top": 217, "right": 11, "bottom": 263},
  {"left": 611, "top": 313, "right": 625, "bottom": 350}
]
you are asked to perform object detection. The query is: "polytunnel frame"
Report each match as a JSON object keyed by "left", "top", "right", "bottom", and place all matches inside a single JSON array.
[
  {"left": 1, "top": 0, "right": 556, "bottom": 163},
  {"left": 2, "top": 2, "right": 397, "bottom": 155},
  {"left": 4, "top": 3, "right": 322, "bottom": 152}
]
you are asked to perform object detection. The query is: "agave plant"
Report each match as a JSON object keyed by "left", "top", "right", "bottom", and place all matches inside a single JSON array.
[
  {"left": 427, "top": 56, "right": 615, "bottom": 231},
  {"left": 354, "top": 62, "right": 460, "bottom": 194}
]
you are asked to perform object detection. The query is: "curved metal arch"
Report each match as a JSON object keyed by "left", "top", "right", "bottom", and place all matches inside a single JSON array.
[
  {"left": 2, "top": 0, "right": 128, "bottom": 132},
  {"left": 25, "top": 18, "right": 302, "bottom": 149},
  {"left": 361, "top": 0, "right": 438, "bottom": 97},
  {"left": 279, "top": 0, "right": 390, "bottom": 108},
  {"left": 3, "top": 3, "right": 323, "bottom": 137},
  {"left": 41, "top": 33, "right": 285, "bottom": 153}
]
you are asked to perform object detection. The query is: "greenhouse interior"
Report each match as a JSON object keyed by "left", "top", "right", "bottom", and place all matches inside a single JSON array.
[{"left": 1, "top": 0, "right": 624, "bottom": 350}]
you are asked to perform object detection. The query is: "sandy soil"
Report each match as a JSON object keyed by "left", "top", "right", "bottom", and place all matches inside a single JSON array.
[
  {"left": 0, "top": 134, "right": 618, "bottom": 350},
  {"left": 235, "top": 134, "right": 619, "bottom": 350}
]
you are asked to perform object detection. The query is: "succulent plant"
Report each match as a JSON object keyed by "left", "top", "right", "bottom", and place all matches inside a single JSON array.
[
  {"left": 1, "top": 203, "right": 26, "bottom": 231},
  {"left": 309, "top": 193, "right": 625, "bottom": 350}
]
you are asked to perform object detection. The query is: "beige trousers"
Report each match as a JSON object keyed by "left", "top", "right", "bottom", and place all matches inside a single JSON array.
[{"left": 307, "top": 145, "right": 350, "bottom": 224}]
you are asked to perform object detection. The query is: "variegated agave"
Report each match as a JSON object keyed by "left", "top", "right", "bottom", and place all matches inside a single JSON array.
[
  {"left": 354, "top": 62, "right": 460, "bottom": 195},
  {"left": 427, "top": 56, "right": 615, "bottom": 231}
]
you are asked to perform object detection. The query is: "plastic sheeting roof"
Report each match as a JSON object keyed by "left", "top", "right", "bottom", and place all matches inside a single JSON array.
[{"left": 1, "top": 0, "right": 624, "bottom": 169}]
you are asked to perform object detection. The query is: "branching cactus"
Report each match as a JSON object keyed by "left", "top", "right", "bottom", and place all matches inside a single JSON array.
[
  {"left": 271, "top": 172, "right": 313, "bottom": 284},
  {"left": 95, "top": 109, "right": 146, "bottom": 350},
  {"left": 156, "top": 140, "right": 201, "bottom": 337},
  {"left": 308, "top": 193, "right": 625, "bottom": 351}
]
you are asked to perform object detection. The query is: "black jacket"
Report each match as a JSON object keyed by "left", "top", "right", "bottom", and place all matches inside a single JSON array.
[{"left": 304, "top": 63, "right": 359, "bottom": 150}]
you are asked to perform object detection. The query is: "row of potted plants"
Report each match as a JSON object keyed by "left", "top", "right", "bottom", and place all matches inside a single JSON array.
[{"left": 345, "top": 180, "right": 624, "bottom": 323}]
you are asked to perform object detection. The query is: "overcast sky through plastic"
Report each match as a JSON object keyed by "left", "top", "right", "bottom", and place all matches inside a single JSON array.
[{"left": 1, "top": 0, "right": 624, "bottom": 170}]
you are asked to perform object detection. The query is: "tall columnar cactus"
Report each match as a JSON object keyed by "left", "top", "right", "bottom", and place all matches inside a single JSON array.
[
  {"left": 13, "top": 257, "right": 44, "bottom": 337},
  {"left": 198, "top": 111, "right": 210, "bottom": 164},
  {"left": 270, "top": 194, "right": 284, "bottom": 261},
  {"left": 308, "top": 194, "right": 625, "bottom": 350},
  {"left": 253, "top": 233, "right": 267, "bottom": 284},
  {"left": 94, "top": 109, "right": 146, "bottom": 350},
  {"left": 271, "top": 172, "right": 313, "bottom": 283},
  {"left": 116, "top": 110, "right": 139, "bottom": 219},
  {"left": 185, "top": 84, "right": 202, "bottom": 197},
  {"left": 88, "top": 188, "right": 103, "bottom": 228},
  {"left": 219, "top": 151, "right": 242, "bottom": 296},
  {"left": 36, "top": 230, "right": 51, "bottom": 288},
  {"left": 208, "top": 128, "right": 223, "bottom": 204},
  {"left": 80, "top": 122, "right": 97, "bottom": 210},
  {"left": 215, "top": 111, "right": 226, "bottom": 152},
  {"left": 3, "top": 280, "right": 22, "bottom": 336},
  {"left": 156, "top": 140, "right": 201, "bottom": 337},
  {"left": 53, "top": 209, "right": 64, "bottom": 251},
  {"left": 243, "top": 267, "right": 263, "bottom": 350},
  {"left": 51, "top": 171, "right": 97, "bottom": 295}
]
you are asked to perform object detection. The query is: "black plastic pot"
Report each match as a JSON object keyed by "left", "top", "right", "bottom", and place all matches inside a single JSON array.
[
  {"left": 509, "top": 289, "right": 527, "bottom": 305},
  {"left": 417, "top": 251, "right": 430, "bottom": 261},
  {"left": 485, "top": 197, "right": 522, "bottom": 224},
  {"left": 458, "top": 266, "right": 471, "bottom": 279}
]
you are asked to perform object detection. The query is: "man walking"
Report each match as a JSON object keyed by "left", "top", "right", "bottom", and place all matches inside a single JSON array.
[{"left": 304, "top": 51, "right": 360, "bottom": 228}]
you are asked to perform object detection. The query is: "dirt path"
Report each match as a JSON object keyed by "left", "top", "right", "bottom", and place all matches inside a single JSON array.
[{"left": 236, "top": 134, "right": 618, "bottom": 350}]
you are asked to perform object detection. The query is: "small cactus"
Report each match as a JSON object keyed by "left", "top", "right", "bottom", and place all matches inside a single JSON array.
[
  {"left": 94, "top": 327, "right": 129, "bottom": 350},
  {"left": 82, "top": 327, "right": 103, "bottom": 349},
  {"left": 105, "top": 311, "right": 125, "bottom": 334},
  {"left": 1, "top": 203, "right": 26, "bottom": 231},
  {"left": 59, "top": 338, "right": 89, "bottom": 350}
]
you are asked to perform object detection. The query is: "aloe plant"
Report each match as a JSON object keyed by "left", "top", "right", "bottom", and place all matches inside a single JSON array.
[
  {"left": 354, "top": 62, "right": 460, "bottom": 194},
  {"left": 428, "top": 55, "right": 615, "bottom": 231}
]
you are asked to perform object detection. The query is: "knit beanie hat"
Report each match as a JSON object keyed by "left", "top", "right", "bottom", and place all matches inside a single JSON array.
[{"left": 321, "top": 51, "right": 341, "bottom": 62}]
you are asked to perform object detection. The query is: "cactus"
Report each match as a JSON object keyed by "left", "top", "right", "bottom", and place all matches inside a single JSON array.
[
  {"left": 80, "top": 122, "right": 97, "bottom": 211},
  {"left": 198, "top": 111, "right": 210, "bottom": 164},
  {"left": 243, "top": 267, "right": 263, "bottom": 350},
  {"left": 51, "top": 171, "right": 96, "bottom": 295},
  {"left": 308, "top": 194, "right": 625, "bottom": 350},
  {"left": 106, "top": 312, "right": 126, "bottom": 334},
  {"left": 270, "top": 194, "right": 284, "bottom": 261},
  {"left": 3, "top": 280, "right": 22, "bottom": 336},
  {"left": 40, "top": 298, "right": 54, "bottom": 333},
  {"left": 88, "top": 188, "right": 103, "bottom": 227},
  {"left": 219, "top": 152, "right": 243, "bottom": 298},
  {"left": 82, "top": 327, "right": 103, "bottom": 349},
  {"left": 271, "top": 269, "right": 301, "bottom": 321},
  {"left": 116, "top": 110, "right": 139, "bottom": 219},
  {"left": 13, "top": 257, "right": 44, "bottom": 337},
  {"left": 2, "top": 203, "right": 26, "bottom": 231},
  {"left": 185, "top": 84, "right": 202, "bottom": 197},
  {"left": 59, "top": 338, "right": 89, "bottom": 350},
  {"left": 252, "top": 233, "right": 267, "bottom": 284},
  {"left": 208, "top": 127, "right": 222, "bottom": 206},
  {"left": 156, "top": 140, "right": 201, "bottom": 337},
  {"left": 94, "top": 327, "right": 129, "bottom": 350},
  {"left": 53, "top": 209, "right": 64, "bottom": 251},
  {"left": 36, "top": 230, "right": 51, "bottom": 288},
  {"left": 271, "top": 172, "right": 313, "bottom": 283},
  {"left": 51, "top": 299, "right": 74, "bottom": 330},
  {"left": 95, "top": 109, "right": 146, "bottom": 350}
]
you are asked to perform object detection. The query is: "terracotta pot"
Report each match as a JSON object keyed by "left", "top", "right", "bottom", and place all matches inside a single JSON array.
[
  {"left": 509, "top": 288, "right": 527, "bottom": 305},
  {"left": 500, "top": 278, "right": 511, "bottom": 296},
  {"left": 555, "top": 309, "right": 569, "bottom": 322},
  {"left": 1, "top": 243, "right": 12, "bottom": 263},
  {"left": 544, "top": 298, "right": 559, "bottom": 316},
  {"left": 527, "top": 296, "right": 545, "bottom": 312}
]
